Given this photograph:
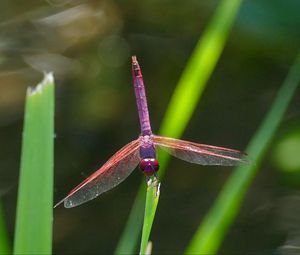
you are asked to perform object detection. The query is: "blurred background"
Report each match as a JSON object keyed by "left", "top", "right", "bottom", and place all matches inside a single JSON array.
[{"left": 1, "top": 0, "right": 300, "bottom": 254}]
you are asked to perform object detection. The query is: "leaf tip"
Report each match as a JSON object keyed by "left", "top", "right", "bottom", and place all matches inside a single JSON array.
[{"left": 27, "top": 72, "right": 54, "bottom": 96}]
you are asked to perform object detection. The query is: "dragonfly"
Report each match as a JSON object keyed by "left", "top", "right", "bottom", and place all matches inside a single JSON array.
[{"left": 55, "top": 56, "right": 248, "bottom": 208}]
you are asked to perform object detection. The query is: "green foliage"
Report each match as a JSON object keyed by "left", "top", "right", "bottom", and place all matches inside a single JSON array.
[
  {"left": 139, "top": 178, "right": 160, "bottom": 255},
  {"left": 115, "top": 0, "right": 244, "bottom": 253},
  {"left": 185, "top": 52, "right": 300, "bottom": 254},
  {"left": 115, "top": 185, "right": 146, "bottom": 253},
  {"left": 13, "top": 74, "right": 55, "bottom": 254}
]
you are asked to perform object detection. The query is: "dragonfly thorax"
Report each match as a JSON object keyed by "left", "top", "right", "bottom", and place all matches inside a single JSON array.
[{"left": 139, "top": 158, "right": 159, "bottom": 176}]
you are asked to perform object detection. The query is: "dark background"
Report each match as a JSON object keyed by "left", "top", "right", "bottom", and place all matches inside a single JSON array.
[{"left": 1, "top": 0, "right": 300, "bottom": 254}]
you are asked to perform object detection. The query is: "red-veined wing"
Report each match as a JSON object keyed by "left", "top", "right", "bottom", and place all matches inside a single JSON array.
[
  {"left": 153, "top": 135, "right": 248, "bottom": 166},
  {"left": 55, "top": 139, "right": 141, "bottom": 208}
]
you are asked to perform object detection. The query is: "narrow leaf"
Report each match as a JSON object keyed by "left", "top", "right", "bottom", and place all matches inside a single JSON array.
[
  {"left": 114, "top": 185, "right": 146, "bottom": 253},
  {"left": 185, "top": 52, "right": 300, "bottom": 254},
  {"left": 14, "top": 73, "right": 55, "bottom": 254},
  {"left": 139, "top": 178, "right": 160, "bottom": 255}
]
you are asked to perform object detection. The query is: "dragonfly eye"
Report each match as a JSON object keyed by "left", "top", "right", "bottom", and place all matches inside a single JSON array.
[{"left": 139, "top": 158, "right": 159, "bottom": 176}]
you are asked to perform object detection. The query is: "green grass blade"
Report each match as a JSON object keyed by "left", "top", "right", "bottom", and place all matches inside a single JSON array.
[
  {"left": 115, "top": 0, "right": 243, "bottom": 253},
  {"left": 13, "top": 73, "right": 55, "bottom": 255},
  {"left": 0, "top": 202, "right": 10, "bottom": 254},
  {"left": 185, "top": 52, "right": 300, "bottom": 254},
  {"left": 139, "top": 178, "right": 160, "bottom": 255},
  {"left": 114, "top": 185, "right": 146, "bottom": 253},
  {"left": 159, "top": 0, "right": 243, "bottom": 140}
]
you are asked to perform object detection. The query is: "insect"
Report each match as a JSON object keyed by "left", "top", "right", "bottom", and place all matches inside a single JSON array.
[{"left": 55, "top": 56, "right": 247, "bottom": 208}]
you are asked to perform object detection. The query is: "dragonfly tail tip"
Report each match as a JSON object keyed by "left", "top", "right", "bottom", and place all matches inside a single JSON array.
[{"left": 132, "top": 55, "right": 137, "bottom": 63}]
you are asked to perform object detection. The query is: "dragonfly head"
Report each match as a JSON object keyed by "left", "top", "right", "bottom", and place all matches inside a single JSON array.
[{"left": 139, "top": 158, "right": 159, "bottom": 176}]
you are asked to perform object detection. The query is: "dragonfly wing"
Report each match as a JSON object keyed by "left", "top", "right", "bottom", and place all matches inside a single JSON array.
[
  {"left": 56, "top": 139, "right": 141, "bottom": 208},
  {"left": 153, "top": 135, "right": 248, "bottom": 166}
]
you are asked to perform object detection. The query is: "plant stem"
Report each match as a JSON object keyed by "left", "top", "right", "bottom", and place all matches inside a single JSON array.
[{"left": 139, "top": 177, "right": 160, "bottom": 255}]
